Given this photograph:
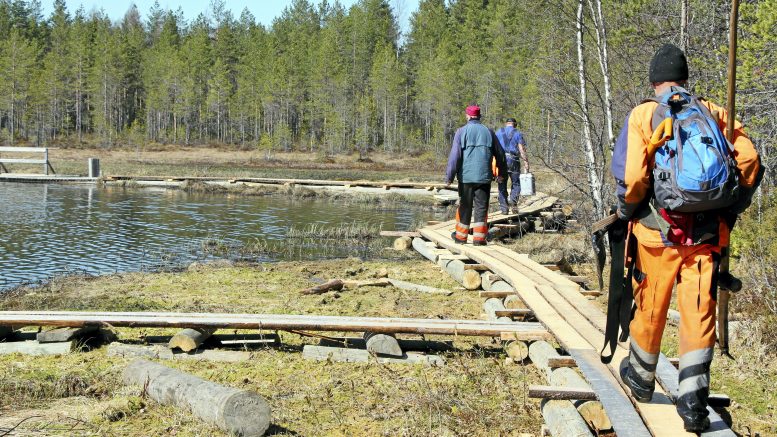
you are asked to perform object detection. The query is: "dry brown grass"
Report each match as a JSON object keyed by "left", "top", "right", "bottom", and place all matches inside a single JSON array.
[{"left": 0, "top": 259, "right": 545, "bottom": 436}]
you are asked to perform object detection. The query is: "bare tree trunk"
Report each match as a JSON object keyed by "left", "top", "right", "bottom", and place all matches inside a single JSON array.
[
  {"left": 588, "top": 0, "right": 615, "bottom": 151},
  {"left": 680, "top": 0, "right": 690, "bottom": 52},
  {"left": 577, "top": 0, "right": 605, "bottom": 219}
]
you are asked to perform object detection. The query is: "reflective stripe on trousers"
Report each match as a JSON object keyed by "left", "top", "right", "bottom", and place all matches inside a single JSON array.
[{"left": 456, "top": 183, "right": 491, "bottom": 242}]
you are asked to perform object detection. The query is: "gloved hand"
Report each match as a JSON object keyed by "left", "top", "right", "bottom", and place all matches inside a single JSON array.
[{"left": 496, "top": 176, "right": 505, "bottom": 184}]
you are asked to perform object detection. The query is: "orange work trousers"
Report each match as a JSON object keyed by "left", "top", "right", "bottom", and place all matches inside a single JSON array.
[{"left": 627, "top": 241, "right": 720, "bottom": 424}]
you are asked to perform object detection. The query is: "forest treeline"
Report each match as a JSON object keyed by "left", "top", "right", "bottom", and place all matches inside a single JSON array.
[{"left": 0, "top": 0, "right": 774, "bottom": 182}]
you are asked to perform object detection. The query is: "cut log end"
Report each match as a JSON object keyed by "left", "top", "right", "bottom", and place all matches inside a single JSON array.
[
  {"left": 505, "top": 340, "right": 529, "bottom": 362},
  {"left": 393, "top": 236, "right": 413, "bottom": 251},
  {"left": 364, "top": 332, "right": 403, "bottom": 357},
  {"left": 169, "top": 328, "right": 217, "bottom": 352},
  {"left": 461, "top": 270, "right": 482, "bottom": 290}
]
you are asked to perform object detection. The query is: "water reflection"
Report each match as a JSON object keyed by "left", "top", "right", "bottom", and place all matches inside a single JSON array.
[{"left": 0, "top": 183, "right": 443, "bottom": 290}]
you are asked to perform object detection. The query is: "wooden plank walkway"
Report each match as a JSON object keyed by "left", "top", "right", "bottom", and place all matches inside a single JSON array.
[{"left": 417, "top": 196, "right": 735, "bottom": 437}]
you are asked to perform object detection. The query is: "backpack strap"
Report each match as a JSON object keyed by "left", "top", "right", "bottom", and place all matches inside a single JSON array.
[{"left": 600, "top": 219, "right": 635, "bottom": 364}]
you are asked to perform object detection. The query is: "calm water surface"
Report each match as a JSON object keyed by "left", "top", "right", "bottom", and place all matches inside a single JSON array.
[{"left": 0, "top": 183, "right": 443, "bottom": 290}]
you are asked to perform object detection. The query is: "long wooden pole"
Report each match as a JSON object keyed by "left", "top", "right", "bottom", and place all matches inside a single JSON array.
[
  {"left": 718, "top": 0, "right": 740, "bottom": 357},
  {"left": 0, "top": 311, "right": 550, "bottom": 339}
]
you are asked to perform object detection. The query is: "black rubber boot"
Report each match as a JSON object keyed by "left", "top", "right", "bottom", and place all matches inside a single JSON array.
[
  {"left": 473, "top": 240, "right": 487, "bottom": 246},
  {"left": 451, "top": 231, "right": 466, "bottom": 244},
  {"left": 682, "top": 415, "right": 710, "bottom": 433},
  {"left": 620, "top": 366, "right": 654, "bottom": 403}
]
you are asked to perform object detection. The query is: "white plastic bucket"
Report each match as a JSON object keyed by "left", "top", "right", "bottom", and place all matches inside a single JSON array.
[{"left": 519, "top": 173, "right": 535, "bottom": 196}]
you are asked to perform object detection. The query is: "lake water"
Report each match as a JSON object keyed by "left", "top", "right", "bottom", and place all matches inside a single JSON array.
[{"left": 0, "top": 183, "right": 444, "bottom": 290}]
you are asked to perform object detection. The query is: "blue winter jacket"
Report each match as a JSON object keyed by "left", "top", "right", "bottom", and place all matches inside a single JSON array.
[{"left": 445, "top": 120, "right": 507, "bottom": 184}]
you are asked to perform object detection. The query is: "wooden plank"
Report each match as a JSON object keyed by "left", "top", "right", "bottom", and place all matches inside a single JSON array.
[
  {"left": 654, "top": 355, "right": 736, "bottom": 436},
  {"left": 0, "top": 311, "right": 549, "bottom": 338},
  {"left": 36, "top": 326, "right": 98, "bottom": 343},
  {"left": 569, "top": 348, "right": 652, "bottom": 437},
  {"left": 0, "top": 158, "right": 47, "bottom": 164},
  {"left": 479, "top": 290, "right": 516, "bottom": 298},
  {"left": 0, "top": 146, "right": 48, "bottom": 152},
  {"left": 528, "top": 385, "right": 597, "bottom": 401},
  {"left": 548, "top": 356, "right": 577, "bottom": 368},
  {"left": 420, "top": 229, "right": 653, "bottom": 436},
  {"left": 494, "top": 309, "right": 533, "bottom": 318},
  {"left": 463, "top": 263, "right": 488, "bottom": 271},
  {"left": 0, "top": 340, "right": 74, "bottom": 356},
  {"left": 515, "top": 252, "right": 735, "bottom": 436},
  {"left": 379, "top": 231, "right": 421, "bottom": 238}
]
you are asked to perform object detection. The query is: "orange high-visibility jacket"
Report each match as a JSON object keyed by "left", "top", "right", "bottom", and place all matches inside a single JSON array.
[{"left": 611, "top": 98, "right": 761, "bottom": 247}]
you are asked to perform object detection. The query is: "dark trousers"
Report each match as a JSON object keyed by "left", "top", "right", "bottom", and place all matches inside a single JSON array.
[
  {"left": 498, "top": 159, "right": 521, "bottom": 210},
  {"left": 455, "top": 183, "right": 490, "bottom": 243}
]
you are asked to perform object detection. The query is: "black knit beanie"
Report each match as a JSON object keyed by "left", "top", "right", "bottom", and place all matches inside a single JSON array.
[{"left": 649, "top": 44, "right": 688, "bottom": 83}]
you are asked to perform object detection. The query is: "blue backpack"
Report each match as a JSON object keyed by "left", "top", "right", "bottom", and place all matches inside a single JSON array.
[{"left": 648, "top": 87, "right": 740, "bottom": 213}]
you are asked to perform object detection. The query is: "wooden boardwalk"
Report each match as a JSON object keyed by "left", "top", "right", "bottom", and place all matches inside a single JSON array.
[{"left": 417, "top": 193, "right": 734, "bottom": 437}]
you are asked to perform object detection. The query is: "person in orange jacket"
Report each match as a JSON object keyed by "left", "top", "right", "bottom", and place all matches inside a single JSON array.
[{"left": 611, "top": 44, "right": 761, "bottom": 432}]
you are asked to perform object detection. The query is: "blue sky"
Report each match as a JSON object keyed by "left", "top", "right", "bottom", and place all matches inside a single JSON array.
[{"left": 41, "top": 1, "right": 419, "bottom": 32}]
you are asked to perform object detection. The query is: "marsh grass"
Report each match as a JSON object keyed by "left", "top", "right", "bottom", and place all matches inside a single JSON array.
[{"left": 0, "top": 259, "right": 545, "bottom": 436}]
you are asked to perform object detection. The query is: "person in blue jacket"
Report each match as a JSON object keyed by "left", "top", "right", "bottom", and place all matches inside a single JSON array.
[
  {"left": 445, "top": 105, "right": 507, "bottom": 245},
  {"left": 495, "top": 118, "right": 530, "bottom": 214}
]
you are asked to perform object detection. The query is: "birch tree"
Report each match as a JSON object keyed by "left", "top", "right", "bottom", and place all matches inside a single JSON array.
[{"left": 576, "top": 0, "right": 605, "bottom": 219}]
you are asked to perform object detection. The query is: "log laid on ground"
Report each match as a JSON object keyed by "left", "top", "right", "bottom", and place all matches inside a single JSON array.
[
  {"left": 503, "top": 294, "right": 529, "bottom": 310},
  {"left": 0, "top": 340, "right": 74, "bottom": 356},
  {"left": 541, "top": 400, "right": 593, "bottom": 437},
  {"left": 302, "top": 345, "right": 444, "bottom": 366},
  {"left": 123, "top": 359, "right": 271, "bottom": 436},
  {"left": 530, "top": 341, "right": 611, "bottom": 432},
  {"left": 342, "top": 278, "right": 391, "bottom": 288},
  {"left": 393, "top": 236, "right": 413, "bottom": 250},
  {"left": 37, "top": 325, "right": 99, "bottom": 343},
  {"left": 494, "top": 308, "right": 533, "bottom": 319},
  {"left": 387, "top": 278, "right": 453, "bottom": 295},
  {"left": 481, "top": 272, "right": 515, "bottom": 293},
  {"left": 445, "top": 259, "right": 481, "bottom": 290},
  {"left": 412, "top": 237, "right": 438, "bottom": 262},
  {"left": 169, "top": 328, "right": 217, "bottom": 352},
  {"left": 483, "top": 298, "right": 512, "bottom": 322},
  {"left": 364, "top": 332, "right": 403, "bottom": 357},
  {"left": 301, "top": 279, "right": 344, "bottom": 295},
  {"left": 529, "top": 340, "right": 561, "bottom": 380},
  {"left": 108, "top": 343, "right": 253, "bottom": 362},
  {"left": 380, "top": 231, "right": 421, "bottom": 238}
]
